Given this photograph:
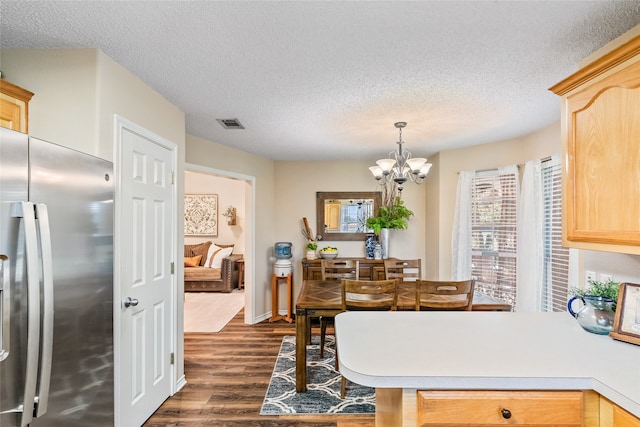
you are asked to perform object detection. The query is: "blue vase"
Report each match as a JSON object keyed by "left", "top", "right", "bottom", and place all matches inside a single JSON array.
[{"left": 365, "top": 234, "right": 376, "bottom": 259}]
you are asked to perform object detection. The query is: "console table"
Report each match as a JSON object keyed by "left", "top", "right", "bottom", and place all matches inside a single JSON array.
[{"left": 301, "top": 257, "right": 388, "bottom": 280}]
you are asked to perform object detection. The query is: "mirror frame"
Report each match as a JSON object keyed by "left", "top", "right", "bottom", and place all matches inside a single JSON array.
[{"left": 316, "top": 191, "right": 382, "bottom": 241}]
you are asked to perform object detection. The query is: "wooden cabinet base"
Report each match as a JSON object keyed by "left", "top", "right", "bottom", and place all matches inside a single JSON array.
[
  {"left": 416, "top": 390, "right": 586, "bottom": 426},
  {"left": 600, "top": 395, "right": 640, "bottom": 427},
  {"left": 373, "top": 388, "right": 636, "bottom": 427}
]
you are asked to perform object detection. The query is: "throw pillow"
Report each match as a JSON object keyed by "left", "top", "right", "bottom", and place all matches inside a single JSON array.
[
  {"left": 205, "top": 244, "right": 234, "bottom": 269},
  {"left": 184, "top": 241, "right": 212, "bottom": 266},
  {"left": 184, "top": 255, "right": 202, "bottom": 267}
]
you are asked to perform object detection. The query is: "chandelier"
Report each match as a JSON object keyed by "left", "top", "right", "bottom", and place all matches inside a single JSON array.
[{"left": 369, "top": 122, "right": 432, "bottom": 191}]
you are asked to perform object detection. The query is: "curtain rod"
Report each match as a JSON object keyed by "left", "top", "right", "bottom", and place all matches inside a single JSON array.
[
  {"left": 458, "top": 164, "right": 522, "bottom": 175},
  {"left": 458, "top": 155, "right": 554, "bottom": 174}
]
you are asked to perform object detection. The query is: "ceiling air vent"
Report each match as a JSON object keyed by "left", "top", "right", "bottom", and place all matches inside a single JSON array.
[{"left": 216, "top": 118, "right": 245, "bottom": 129}]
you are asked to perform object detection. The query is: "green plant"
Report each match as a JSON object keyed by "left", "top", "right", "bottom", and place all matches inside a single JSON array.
[
  {"left": 365, "top": 197, "right": 413, "bottom": 235},
  {"left": 306, "top": 241, "right": 317, "bottom": 250},
  {"left": 570, "top": 278, "right": 620, "bottom": 301}
]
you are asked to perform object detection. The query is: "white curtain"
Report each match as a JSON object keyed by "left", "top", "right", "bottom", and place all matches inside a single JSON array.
[
  {"left": 516, "top": 159, "right": 543, "bottom": 312},
  {"left": 451, "top": 171, "right": 474, "bottom": 280}
]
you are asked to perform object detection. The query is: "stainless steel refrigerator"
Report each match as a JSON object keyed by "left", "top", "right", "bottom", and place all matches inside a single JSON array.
[{"left": 0, "top": 128, "right": 114, "bottom": 426}]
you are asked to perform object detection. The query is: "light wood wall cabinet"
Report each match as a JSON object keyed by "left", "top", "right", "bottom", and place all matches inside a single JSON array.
[
  {"left": 0, "top": 79, "right": 34, "bottom": 133},
  {"left": 550, "top": 34, "right": 640, "bottom": 253}
]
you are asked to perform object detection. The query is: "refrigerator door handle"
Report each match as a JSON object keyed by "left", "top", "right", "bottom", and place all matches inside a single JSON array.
[
  {"left": 0, "top": 254, "right": 9, "bottom": 362},
  {"left": 34, "top": 203, "right": 53, "bottom": 417},
  {"left": 9, "top": 202, "right": 40, "bottom": 427}
]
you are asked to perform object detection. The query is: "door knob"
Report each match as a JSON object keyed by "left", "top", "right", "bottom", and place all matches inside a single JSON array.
[{"left": 124, "top": 297, "right": 139, "bottom": 308}]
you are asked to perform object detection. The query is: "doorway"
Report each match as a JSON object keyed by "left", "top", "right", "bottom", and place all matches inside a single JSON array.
[{"left": 184, "top": 164, "right": 254, "bottom": 326}]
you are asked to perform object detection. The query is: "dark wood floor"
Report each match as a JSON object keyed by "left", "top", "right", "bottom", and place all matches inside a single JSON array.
[{"left": 143, "top": 310, "right": 374, "bottom": 427}]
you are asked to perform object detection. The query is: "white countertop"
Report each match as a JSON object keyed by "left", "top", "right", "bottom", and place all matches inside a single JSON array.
[{"left": 335, "top": 311, "right": 640, "bottom": 417}]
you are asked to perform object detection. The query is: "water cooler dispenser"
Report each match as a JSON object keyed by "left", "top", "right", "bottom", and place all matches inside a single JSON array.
[{"left": 273, "top": 242, "right": 293, "bottom": 277}]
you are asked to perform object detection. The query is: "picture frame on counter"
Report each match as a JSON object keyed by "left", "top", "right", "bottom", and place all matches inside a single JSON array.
[{"left": 610, "top": 282, "right": 640, "bottom": 346}]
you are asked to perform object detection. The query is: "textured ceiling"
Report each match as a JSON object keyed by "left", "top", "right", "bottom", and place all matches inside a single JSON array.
[{"left": 1, "top": 1, "right": 640, "bottom": 161}]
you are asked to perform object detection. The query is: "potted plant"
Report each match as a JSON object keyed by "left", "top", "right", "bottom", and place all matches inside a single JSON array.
[
  {"left": 365, "top": 196, "right": 413, "bottom": 235},
  {"left": 305, "top": 241, "right": 318, "bottom": 260},
  {"left": 569, "top": 277, "right": 620, "bottom": 302},
  {"left": 568, "top": 278, "right": 620, "bottom": 335},
  {"left": 365, "top": 195, "right": 413, "bottom": 259}
]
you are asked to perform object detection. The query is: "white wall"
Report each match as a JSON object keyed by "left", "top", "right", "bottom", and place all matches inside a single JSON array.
[
  {"left": 185, "top": 133, "right": 274, "bottom": 321},
  {"left": 184, "top": 171, "right": 246, "bottom": 254},
  {"left": 581, "top": 251, "right": 640, "bottom": 286},
  {"left": 1, "top": 49, "right": 100, "bottom": 155},
  {"left": 0, "top": 47, "right": 189, "bottom": 392},
  {"left": 433, "top": 121, "right": 561, "bottom": 279},
  {"left": 274, "top": 159, "right": 427, "bottom": 298},
  {"left": 430, "top": 121, "right": 640, "bottom": 288}
]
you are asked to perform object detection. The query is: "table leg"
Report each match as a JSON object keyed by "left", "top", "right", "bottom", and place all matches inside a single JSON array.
[
  {"left": 295, "top": 308, "right": 307, "bottom": 392},
  {"left": 286, "top": 277, "right": 293, "bottom": 322}
]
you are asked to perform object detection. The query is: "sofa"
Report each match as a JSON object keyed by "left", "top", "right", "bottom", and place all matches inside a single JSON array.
[{"left": 184, "top": 241, "right": 242, "bottom": 292}]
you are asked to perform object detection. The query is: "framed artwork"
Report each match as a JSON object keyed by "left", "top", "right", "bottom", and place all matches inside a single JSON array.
[
  {"left": 184, "top": 194, "right": 218, "bottom": 236},
  {"left": 610, "top": 283, "right": 640, "bottom": 346}
]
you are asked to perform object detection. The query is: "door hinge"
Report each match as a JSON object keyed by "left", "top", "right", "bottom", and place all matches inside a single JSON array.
[
  {"left": 171, "top": 171, "right": 175, "bottom": 185},
  {"left": 170, "top": 262, "right": 174, "bottom": 274},
  {"left": 170, "top": 352, "right": 174, "bottom": 365}
]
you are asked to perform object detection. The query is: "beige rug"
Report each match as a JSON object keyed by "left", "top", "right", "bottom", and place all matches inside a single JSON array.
[{"left": 184, "top": 290, "right": 244, "bottom": 333}]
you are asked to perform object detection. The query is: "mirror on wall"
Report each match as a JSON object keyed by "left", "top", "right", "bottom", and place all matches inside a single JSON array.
[{"left": 316, "top": 191, "right": 382, "bottom": 241}]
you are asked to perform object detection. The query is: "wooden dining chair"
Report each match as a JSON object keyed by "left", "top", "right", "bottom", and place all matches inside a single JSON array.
[
  {"left": 415, "top": 279, "right": 475, "bottom": 311},
  {"left": 318, "top": 260, "right": 360, "bottom": 357},
  {"left": 384, "top": 259, "right": 422, "bottom": 282},
  {"left": 337, "top": 278, "right": 398, "bottom": 398},
  {"left": 384, "top": 259, "right": 422, "bottom": 310}
]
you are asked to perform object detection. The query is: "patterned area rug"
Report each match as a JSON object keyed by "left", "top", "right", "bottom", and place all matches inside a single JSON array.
[{"left": 260, "top": 335, "right": 375, "bottom": 415}]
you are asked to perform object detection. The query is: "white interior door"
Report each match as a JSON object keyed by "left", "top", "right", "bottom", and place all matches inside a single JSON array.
[{"left": 118, "top": 123, "right": 175, "bottom": 426}]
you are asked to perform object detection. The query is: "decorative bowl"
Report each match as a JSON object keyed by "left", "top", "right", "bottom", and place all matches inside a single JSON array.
[{"left": 320, "top": 250, "right": 338, "bottom": 259}]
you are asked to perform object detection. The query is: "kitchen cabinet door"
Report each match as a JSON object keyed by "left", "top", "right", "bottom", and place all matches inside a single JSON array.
[
  {"left": 0, "top": 79, "right": 34, "bottom": 133},
  {"left": 550, "top": 34, "right": 640, "bottom": 253}
]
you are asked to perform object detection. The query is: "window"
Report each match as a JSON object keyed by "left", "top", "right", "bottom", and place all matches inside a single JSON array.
[
  {"left": 470, "top": 170, "right": 518, "bottom": 307},
  {"left": 541, "top": 159, "right": 570, "bottom": 312}
]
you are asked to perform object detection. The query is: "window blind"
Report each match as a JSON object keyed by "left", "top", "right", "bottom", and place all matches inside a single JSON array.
[
  {"left": 541, "top": 160, "right": 569, "bottom": 312},
  {"left": 470, "top": 170, "right": 518, "bottom": 307}
]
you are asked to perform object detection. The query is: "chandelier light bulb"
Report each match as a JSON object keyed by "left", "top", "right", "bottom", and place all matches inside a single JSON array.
[
  {"left": 406, "top": 157, "right": 427, "bottom": 173},
  {"left": 369, "top": 166, "right": 384, "bottom": 179},
  {"left": 376, "top": 158, "right": 396, "bottom": 173},
  {"left": 419, "top": 163, "right": 432, "bottom": 178}
]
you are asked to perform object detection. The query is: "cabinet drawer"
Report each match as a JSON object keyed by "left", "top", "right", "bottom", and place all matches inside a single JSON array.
[{"left": 417, "top": 390, "right": 584, "bottom": 426}]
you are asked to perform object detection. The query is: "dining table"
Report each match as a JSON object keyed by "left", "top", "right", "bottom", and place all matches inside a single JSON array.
[{"left": 295, "top": 279, "right": 512, "bottom": 392}]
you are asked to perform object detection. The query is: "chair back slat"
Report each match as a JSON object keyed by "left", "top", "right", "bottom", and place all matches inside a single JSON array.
[
  {"left": 384, "top": 259, "right": 422, "bottom": 282},
  {"left": 415, "top": 279, "right": 475, "bottom": 311},
  {"left": 341, "top": 279, "right": 398, "bottom": 311},
  {"left": 321, "top": 260, "right": 360, "bottom": 281}
]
